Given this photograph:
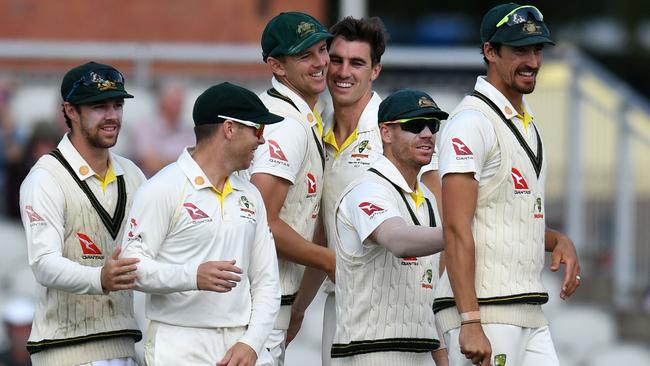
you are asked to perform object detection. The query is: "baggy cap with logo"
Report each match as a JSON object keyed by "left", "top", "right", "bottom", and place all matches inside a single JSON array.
[
  {"left": 480, "top": 3, "right": 555, "bottom": 46},
  {"left": 378, "top": 89, "right": 449, "bottom": 123},
  {"left": 61, "top": 61, "right": 134, "bottom": 104},
  {"left": 261, "top": 11, "right": 333, "bottom": 61},
  {"left": 193, "top": 82, "right": 284, "bottom": 126}
]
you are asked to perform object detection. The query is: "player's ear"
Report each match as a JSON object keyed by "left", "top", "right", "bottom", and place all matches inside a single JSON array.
[
  {"left": 222, "top": 120, "right": 236, "bottom": 140},
  {"left": 267, "top": 56, "right": 286, "bottom": 77},
  {"left": 370, "top": 63, "right": 382, "bottom": 82},
  {"left": 379, "top": 122, "right": 393, "bottom": 144}
]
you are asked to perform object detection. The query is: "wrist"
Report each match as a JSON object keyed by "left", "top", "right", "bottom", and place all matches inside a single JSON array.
[{"left": 460, "top": 310, "right": 480, "bottom": 326}]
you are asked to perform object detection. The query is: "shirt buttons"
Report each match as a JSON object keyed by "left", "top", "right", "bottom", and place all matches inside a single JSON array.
[
  {"left": 307, "top": 113, "right": 314, "bottom": 123},
  {"left": 195, "top": 176, "right": 205, "bottom": 185},
  {"left": 79, "top": 166, "right": 89, "bottom": 175}
]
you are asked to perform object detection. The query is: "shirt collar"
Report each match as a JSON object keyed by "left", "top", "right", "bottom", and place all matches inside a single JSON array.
[
  {"left": 176, "top": 147, "right": 244, "bottom": 192},
  {"left": 370, "top": 155, "right": 418, "bottom": 195},
  {"left": 57, "top": 133, "right": 125, "bottom": 181},
  {"left": 322, "top": 91, "right": 381, "bottom": 138},
  {"left": 475, "top": 76, "right": 535, "bottom": 120},
  {"left": 271, "top": 76, "right": 322, "bottom": 128}
]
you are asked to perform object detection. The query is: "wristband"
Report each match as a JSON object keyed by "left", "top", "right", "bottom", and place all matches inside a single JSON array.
[
  {"left": 460, "top": 319, "right": 481, "bottom": 326},
  {"left": 460, "top": 311, "right": 481, "bottom": 322}
]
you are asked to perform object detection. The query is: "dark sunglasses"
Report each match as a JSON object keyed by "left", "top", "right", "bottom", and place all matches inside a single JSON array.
[
  {"left": 384, "top": 117, "right": 440, "bottom": 135},
  {"left": 65, "top": 69, "right": 125, "bottom": 102}
]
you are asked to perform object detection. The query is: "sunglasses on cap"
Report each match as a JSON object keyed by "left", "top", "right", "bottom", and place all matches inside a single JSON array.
[
  {"left": 218, "top": 115, "right": 265, "bottom": 138},
  {"left": 383, "top": 117, "right": 440, "bottom": 135},
  {"left": 65, "top": 68, "right": 125, "bottom": 102},
  {"left": 495, "top": 5, "right": 544, "bottom": 28}
]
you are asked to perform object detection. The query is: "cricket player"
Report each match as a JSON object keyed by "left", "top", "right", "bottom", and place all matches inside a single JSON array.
[
  {"left": 19, "top": 61, "right": 144, "bottom": 366},
  {"left": 433, "top": 4, "right": 581, "bottom": 365},
  {"left": 250, "top": 11, "right": 334, "bottom": 364},
  {"left": 285, "top": 16, "right": 386, "bottom": 366},
  {"left": 331, "top": 89, "right": 449, "bottom": 365},
  {"left": 121, "top": 83, "right": 282, "bottom": 366}
]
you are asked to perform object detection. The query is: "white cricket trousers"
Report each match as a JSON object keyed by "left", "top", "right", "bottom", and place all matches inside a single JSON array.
[
  {"left": 144, "top": 321, "right": 273, "bottom": 366},
  {"left": 445, "top": 324, "right": 559, "bottom": 366},
  {"left": 321, "top": 292, "right": 336, "bottom": 366}
]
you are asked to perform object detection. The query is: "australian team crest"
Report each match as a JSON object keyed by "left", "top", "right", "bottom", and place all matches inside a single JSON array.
[
  {"left": 296, "top": 21, "right": 316, "bottom": 38},
  {"left": 357, "top": 140, "right": 369, "bottom": 153},
  {"left": 418, "top": 96, "right": 437, "bottom": 108},
  {"left": 238, "top": 195, "right": 257, "bottom": 223},
  {"left": 90, "top": 71, "right": 118, "bottom": 91},
  {"left": 522, "top": 20, "right": 541, "bottom": 35}
]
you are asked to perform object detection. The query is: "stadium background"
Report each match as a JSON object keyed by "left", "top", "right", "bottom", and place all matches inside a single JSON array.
[{"left": 0, "top": 0, "right": 649, "bottom": 364}]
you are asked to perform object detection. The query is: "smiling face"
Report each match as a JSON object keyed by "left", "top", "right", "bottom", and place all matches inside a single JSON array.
[
  {"left": 268, "top": 40, "right": 329, "bottom": 107},
  {"left": 381, "top": 121, "right": 435, "bottom": 172},
  {"left": 230, "top": 122, "right": 265, "bottom": 171},
  {"left": 327, "top": 36, "right": 381, "bottom": 108},
  {"left": 485, "top": 43, "right": 544, "bottom": 100},
  {"left": 70, "top": 98, "right": 124, "bottom": 149}
]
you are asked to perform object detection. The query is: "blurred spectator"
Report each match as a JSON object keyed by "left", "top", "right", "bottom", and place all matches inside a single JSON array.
[
  {"left": 0, "top": 78, "right": 25, "bottom": 216},
  {"left": 131, "top": 80, "right": 194, "bottom": 177},
  {"left": 4, "top": 121, "right": 63, "bottom": 220},
  {"left": 0, "top": 297, "right": 34, "bottom": 366}
]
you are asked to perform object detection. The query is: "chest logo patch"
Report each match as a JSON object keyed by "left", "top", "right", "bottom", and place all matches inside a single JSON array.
[
  {"left": 511, "top": 167, "right": 530, "bottom": 193},
  {"left": 268, "top": 140, "right": 288, "bottom": 161},
  {"left": 183, "top": 202, "right": 210, "bottom": 221},
  {"left": 358, "top": 201, "right": 385, "bottom": 216},
  {"left": 307, "top": 172, "right": 317, "bottom": 195},
  {"left": 77, "top": 233, "right": 104, "bottom": 259}
]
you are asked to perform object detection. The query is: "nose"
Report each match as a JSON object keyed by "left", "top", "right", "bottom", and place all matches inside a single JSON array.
[
  {"left": 315, "top": 51, "right": 329, "bottom": 69},
  {"left": 258, "top": 135, "right": 265, "bottom": 145},
  {"left": 525, "top": 49, "right": 541, "bottom": 69}
]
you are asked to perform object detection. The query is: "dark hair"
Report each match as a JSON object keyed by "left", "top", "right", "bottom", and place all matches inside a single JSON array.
[
  {"left": 481, "top": 42, "right": 502, "bottom": 65},
  {"left": 194, "top": 124, "right": 220, "bottom": 145},
  {"left": 328, "top": 16, "right": 388, "bottom": 66},
  {"left": 61, "top": 103, "right": 80, "bottom": 129}
]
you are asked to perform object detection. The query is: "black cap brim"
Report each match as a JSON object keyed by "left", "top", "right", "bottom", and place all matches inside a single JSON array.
[
  {"left": 248, "top": 110, "right": 284, "bottom": 125},
  {"left": 393, "top": 107, "right": 449, "bottom": 122},
  {"left": 74, "top": 90, "right": 134, "bottom": 105},
  {"left": 504, "top": 35, "right": 556, "bottom": 47}
]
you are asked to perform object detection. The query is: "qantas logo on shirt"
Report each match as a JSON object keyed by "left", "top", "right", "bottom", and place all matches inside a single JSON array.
[
  {"left": 126, "top": 218, "right": 142, "bottom": 242},
  {"left": 268, "top": 140, "right": 288, "bottom": 161},
  {"left": 307, "top": 172, "right": 317, "bottom": 195},
  {"left": 400, "top": 257, "right": 419, "bottom": 266},
  {"left": 452, "top": 138, "right": 473, "bottom": 156},
  {"left": 77, "top": 233, "right": 104, "bottom": 259},
  {"left": 25, "top": 205, "right": 46, "bottom": 226},
  {"left": 358, "top": 202, "right": 385, "bottom": 217},
  {"left": 511, "top": 168, "right": 530, "bottom": 194},
  {"left": 183, "top": 202, "right": 211, "bottom": 222}
]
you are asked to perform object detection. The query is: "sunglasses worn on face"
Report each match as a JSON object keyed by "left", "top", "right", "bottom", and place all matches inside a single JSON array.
[
  {"left": 384, "top": 117, "right": 440, "bottom": 135},
  {"left": 65, "top": 69, "right": 125, "bottom": 102},
  {"left": 495, "top": 5, "right": 543, "bottom": 28},
  {"left": 218, "top": 115, "right": 265, "bottom": 138}
]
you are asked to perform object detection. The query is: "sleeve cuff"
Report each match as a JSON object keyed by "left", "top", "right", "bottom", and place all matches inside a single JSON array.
[
  {"left": 92, "top": 265, "right": 106, "bottom": 295},
  {"left": 238, "top": 334, "right": 263, "bottom": 357}
]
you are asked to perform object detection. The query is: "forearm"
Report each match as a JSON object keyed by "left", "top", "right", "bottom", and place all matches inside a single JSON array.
[
  {"left": 243, "top": 239, "right": 281, "bottom": 355},
  {"left": 373, "top": 217, "right": 444, "bottom": 257},
  {"left": 445, "top": 225, "right": 480, "bottom": 312},
  {"left": 122, "top": 243, "right": 198, "bottom": 294},
  {"left": 544, "top": 228, "right": 564, "bottom": 252},
  {"left": 31, "top": 254, "right": 104, "bottom": 294},
  {"left": 269, "top": 217, "right": 335, "bottom": 272},
  {"left": 292, "top": 267, "right": 327, "bottom": 315}
]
